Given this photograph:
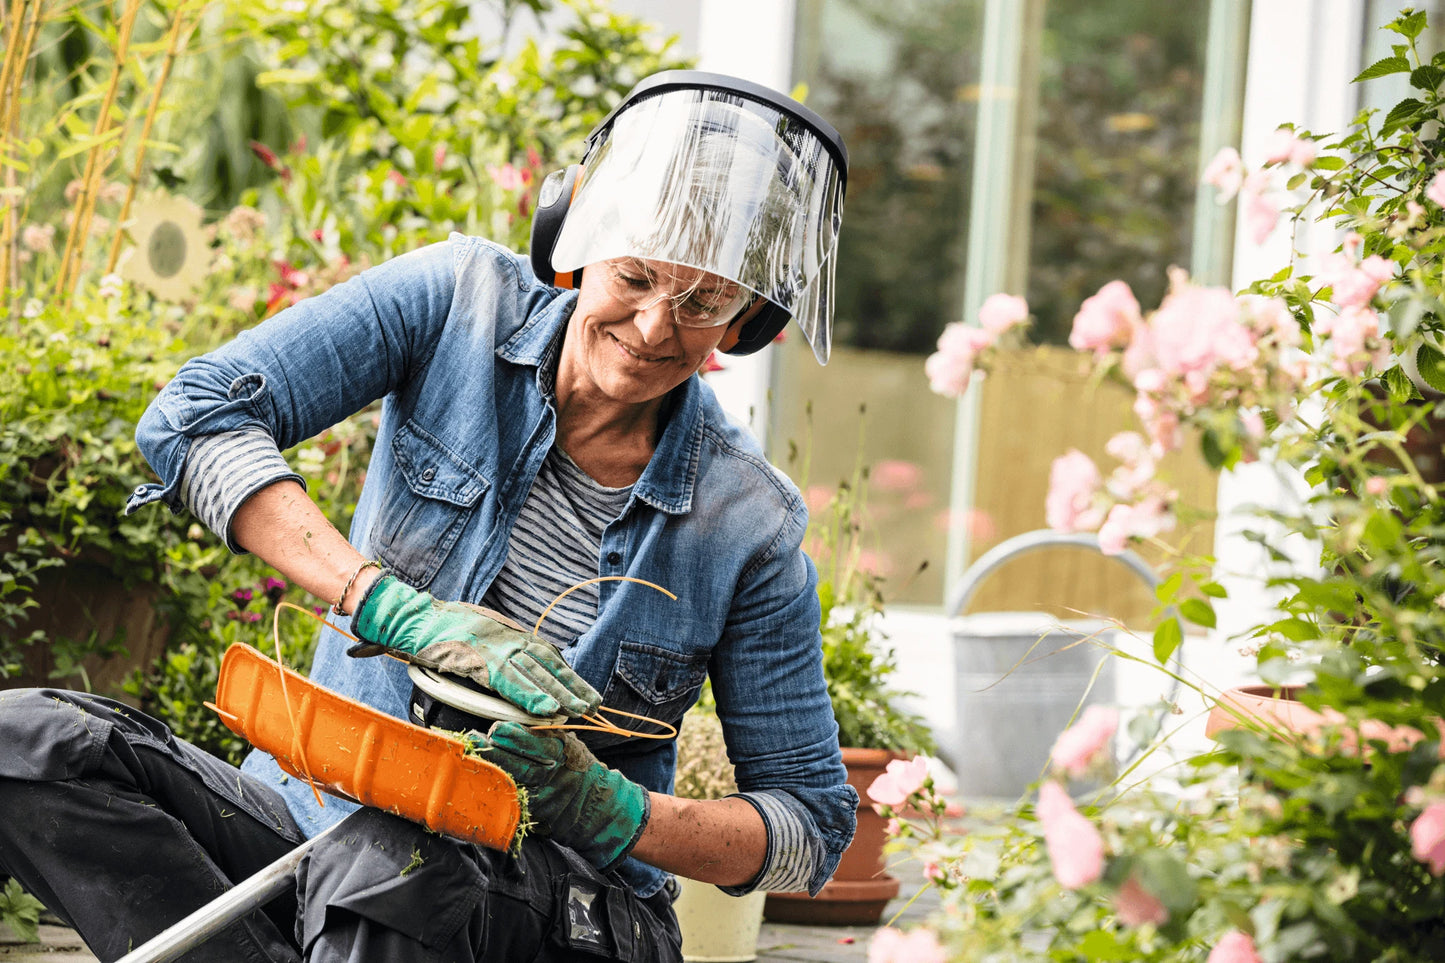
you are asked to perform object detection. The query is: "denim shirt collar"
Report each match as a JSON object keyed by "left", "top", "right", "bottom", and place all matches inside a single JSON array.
[{"left": 495, "top": 288, "right": 703, "bottom": 517}]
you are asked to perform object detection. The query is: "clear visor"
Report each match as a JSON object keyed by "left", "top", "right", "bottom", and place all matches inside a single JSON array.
[{"left": 551, "top": 89, "right": 846, "bottom": 363}]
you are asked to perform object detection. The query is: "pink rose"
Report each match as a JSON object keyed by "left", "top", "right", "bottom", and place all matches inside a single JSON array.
[
  {"left": 872, "top": 459, "right": 923, "bottom": 492},
  {"left": 1241, "top": 172, "right": 1281, "bottom": 244},
  {"left": 1411, "top": 802, "right": 1445, "bottom": 875},
  {"left": 978, "top": 292, "right": 1029, "bottom": 334},
  {"left": 1037, "top": 781, "right": 1104, "bottom": 889},
  {"left": 1045, "top": 450, "right": 1105, "bottom": 533},
  {"left": 1320, "top": 252, "right": 1393, "bottom": 308},
  {"left": 868, "top": 926, "right": 946, "bottom": 963},
  {"left": 925, "top": 322, "right": 994, "bottom": 397},
  {"left": 1262, "top": 127, "right": 1315, "bottom": 167},
  {"left": 487, "top": 162, "right": 527, "bottom": 191},
  {"left": 1069, "top": 280, "right": 1141, "bottom": 354},
  {"left": 1207, "top": 931, "right": 1264, "bottom": 963},
  {"left": 1050, "top": 705, "right": 1120, "bottom": 777},
  {"left": 1202, "top": 147, "right": 1244, "bottom": 201},
  {"left": 1428, "top": 170, "right": 1445, "bottom": 208},
  {"left": 866, "top": 756, "right": 930, "bottom": 808},
  {"left": 1365, "top": 476, "right": 1388, "bottom": 496},
  {"left": 1097, "top": 496, "right": 1174, "bottom": 556},
  {"left": 1114, "top": 873, "right": 1169, "bottom": 927}
]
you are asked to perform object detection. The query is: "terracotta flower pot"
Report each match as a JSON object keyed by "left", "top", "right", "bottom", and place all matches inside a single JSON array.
[
  {"left": 1206, "top": 684, "right": 1445, "bottom": 759},
  {"left": 762, "top": 746, "right": 901, "bottom": 926}
]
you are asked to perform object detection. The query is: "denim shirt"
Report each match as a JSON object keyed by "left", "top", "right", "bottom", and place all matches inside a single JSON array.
[{"left": 125, "top": 234, "right": 856, "bottom": 898}]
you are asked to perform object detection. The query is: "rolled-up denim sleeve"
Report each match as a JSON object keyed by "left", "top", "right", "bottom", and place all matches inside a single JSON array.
[
  {"left": 710, "top": 501, "right": 858, "bottom": 897},
  {"left": 125, "top": 238, "right": 459, "bottom": 516}
]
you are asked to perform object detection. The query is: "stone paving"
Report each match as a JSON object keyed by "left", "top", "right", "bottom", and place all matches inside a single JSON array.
[{"left": 0, "top": 865, "right": 941, "bottom": 962}]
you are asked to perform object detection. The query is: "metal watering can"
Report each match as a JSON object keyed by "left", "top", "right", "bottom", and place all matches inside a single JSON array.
[{"left": 943, "top": 529, "right": 1173, "bottom": 800}]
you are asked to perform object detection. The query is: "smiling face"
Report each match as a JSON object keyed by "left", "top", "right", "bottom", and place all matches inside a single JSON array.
[{"left": 557, "top": 257, "right": 746, "bottom": 409}]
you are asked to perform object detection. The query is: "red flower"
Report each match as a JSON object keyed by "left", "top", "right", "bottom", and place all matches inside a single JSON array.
[{"left": 249, "top": 140, "right": 291, "bottom": 182}]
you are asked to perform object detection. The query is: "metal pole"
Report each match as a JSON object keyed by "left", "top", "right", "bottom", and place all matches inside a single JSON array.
[{"left": 114, "top": 823, "right": 339, "bottom": 963}]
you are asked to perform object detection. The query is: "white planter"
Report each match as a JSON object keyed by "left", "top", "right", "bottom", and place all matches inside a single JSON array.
[{"left": 674, "top": 877, "right": 767, "bottom": 963}]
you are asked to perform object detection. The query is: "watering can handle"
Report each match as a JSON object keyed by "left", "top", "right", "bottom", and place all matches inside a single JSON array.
[{"left": 945, "top": 529, "right": 1162, "bottom": 619}]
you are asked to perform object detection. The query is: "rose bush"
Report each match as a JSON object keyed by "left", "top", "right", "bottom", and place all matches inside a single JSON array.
[{"left": 886, "top": 10, "right": 1445, "bottom": 961}]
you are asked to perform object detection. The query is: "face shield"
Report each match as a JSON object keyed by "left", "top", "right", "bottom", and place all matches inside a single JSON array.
[{"left": 549, "top": 85, "right": 847, "bottom": 364}]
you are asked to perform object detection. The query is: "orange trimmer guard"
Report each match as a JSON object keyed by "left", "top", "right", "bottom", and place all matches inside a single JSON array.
[{"left": 212, "top": 643, "right": 521, "bottom": 852}]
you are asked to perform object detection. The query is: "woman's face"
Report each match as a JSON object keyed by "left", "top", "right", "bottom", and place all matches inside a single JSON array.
[{"left": 562, "top": 257, "right": 745, "bottom": 407}]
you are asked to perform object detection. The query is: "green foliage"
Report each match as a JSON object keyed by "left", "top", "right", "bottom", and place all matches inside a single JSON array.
[
  {"left": 0, "top": 878, "right": 45, "bottom": 944},
  {"left": 810, "top": 461, "right": 936, "bottom": 755},
  {"left": 884, "top": 9, "right": 1445, "bottom": 961},
  {"left": 4, "top": 0, "right": 688, "bottom": 765}
]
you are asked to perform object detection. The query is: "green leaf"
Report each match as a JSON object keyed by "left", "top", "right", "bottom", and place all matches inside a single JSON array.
[
  {"left": 1390, "top": 9, "right": 1429, "bottom": 40},
  {"left": 1153, "top": 617, "right": 1183, "bottom": 664},
  {"left": 1416, "top": 344, "right": 1445, "bottom": 393},
  {"left": 1312, "top": 155, "right": 1345, "bottom": 171},
  {"left": 1266, "top": 617, "right": 1320, "bottom": 642},
  {"left": 1199, "top": 581, "right": 1227, "bottom": 599},
  {"left": 1411, "top": 64, "right": 1445, "bottom": 91},
  {"left": 255, "top": 67, "right": 320, "bottom": 88},
  {"left": 1077, "top": 930, "right": 1136, "bottom": 960},
  {"left": 1155, "top": 571, "right": 1183, "bottom": 604},
  {"left": 1179, "top": 597, "right": 1217, "bottom": 629},
  {"left": 1381, "top": 97, "right": 1428, "bottom": 135},
  {"left": 1353, "top": 56, "right": 1411, "bottom": 83}
]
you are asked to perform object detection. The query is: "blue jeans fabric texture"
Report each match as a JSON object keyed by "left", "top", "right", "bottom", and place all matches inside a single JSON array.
[
  {"left": 0, "top": 689, "right": 682, "bottom": 963},
  {"left": 124, "top": 234, "right": 856, "bottom": 898}
]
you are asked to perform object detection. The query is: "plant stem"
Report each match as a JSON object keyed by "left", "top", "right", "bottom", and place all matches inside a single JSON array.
[
  {"left": 106, "top": 1, "right": 197, "bottom": 275},
  {"left": 55, "top": 0, "right": 141, "bottom": 304}
]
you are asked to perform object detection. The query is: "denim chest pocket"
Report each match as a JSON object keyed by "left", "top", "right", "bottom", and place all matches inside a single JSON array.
[
  {"left": 594, "top": 641, "right": 709, "bottom": 751},
  {"left": 370, "top": 421, "right": 489, "bottom": 588}
]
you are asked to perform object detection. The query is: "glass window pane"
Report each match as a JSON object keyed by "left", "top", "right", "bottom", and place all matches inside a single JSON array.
[
  {"left": 1021, "top": 4, "right": 1212, "bottom": 346},
  {"left": 773, "top": 0, "right": 985, "bottom": 606}
]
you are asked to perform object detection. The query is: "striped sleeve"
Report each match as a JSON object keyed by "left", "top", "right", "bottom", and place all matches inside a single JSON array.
[
  {"left": 177, "top": 429, "right": 306, "bottom": 553},
  {"left": 719, "top": 790, "right": 825, "bottom": 895}
]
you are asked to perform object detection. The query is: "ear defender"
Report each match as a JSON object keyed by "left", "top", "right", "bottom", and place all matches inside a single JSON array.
[
  {"left": 717, "top": 298, "right": 791, "bottom": 356},
  {"left": 529, "top": 165, "right": 582, "bottom": 288}
]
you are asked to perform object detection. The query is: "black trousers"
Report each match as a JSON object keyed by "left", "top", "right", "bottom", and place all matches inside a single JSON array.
[{"left": 0, "top": 689, "right": 682, "bottom": 963}]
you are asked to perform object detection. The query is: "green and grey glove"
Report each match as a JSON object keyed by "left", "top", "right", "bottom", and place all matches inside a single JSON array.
[
  {"left": 348, "top": 574, "right": 601, "bottom": 718},
  {"left": 471, "top": 721, "right": 649, "bottom": 870}
]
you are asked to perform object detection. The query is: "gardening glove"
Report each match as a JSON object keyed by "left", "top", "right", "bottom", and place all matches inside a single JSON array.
[
  {"left": 471, "top": 721, "right": 650, "bottom": 870},
  {"left": 348, "top": 574, "right": 601, "bottom": 719}
]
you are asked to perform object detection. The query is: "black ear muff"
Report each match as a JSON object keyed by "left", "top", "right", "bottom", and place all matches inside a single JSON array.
[
  {"left": 529, "top": 165, "right": 582, "bottom": 288},
  {"left": 719, "top": 298, "right": 791, "bottom": 356}
]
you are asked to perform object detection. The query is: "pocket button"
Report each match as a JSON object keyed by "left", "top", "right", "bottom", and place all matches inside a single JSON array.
[{"left": 421, "top": 468, "right": 436, "bottom": 483}]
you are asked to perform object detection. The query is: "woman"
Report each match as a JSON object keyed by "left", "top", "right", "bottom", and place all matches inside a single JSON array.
[{"left": 0, "top": 70, "right": 855, "bottom": 963}]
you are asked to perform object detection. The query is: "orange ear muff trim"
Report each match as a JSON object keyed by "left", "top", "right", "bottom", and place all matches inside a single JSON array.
[
  {"left": 717, "top": 296, "right": 768, "bottom": 353},
  {"left": 550, "top": 167, "right": 588, "bottom": 290}
]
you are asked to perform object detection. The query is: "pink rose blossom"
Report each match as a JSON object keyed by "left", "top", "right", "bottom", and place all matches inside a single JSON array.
[
  {"left": 1105, "top": 431, "right": 1156, "bottom": 498},
  {"left": 1202, "top": 147, "right": 1244, "bottom": 201},
  {"left": 1050, "top": 705, "right": 1119, "bottom": 777},
  {"left": 868, "top": 926, "right": 946, "bottom": 963},
  {"left": 1097, "top": 496, "right": 1174, "bottom": 556},
  {"left": 1263, "top": 127, "right": 1315, "bottom": 167},
  {"left": 1241, "top": 410, "right": 1266, "bottom": 440},
  {"left": 1046, "top": 450, "right": 1105, "bottom": 532},
  {"left": 1320, "top": 251, "right": 1393, "bottom": 308},
  {"left": 923, "top": 860, "right": 945, "bottom": 882},
  {"left": 1037, "top": 781, "right": 1104, "bottom": 889},
  {"left": 1428, "top": 170, "right": 1445, "bottom": 208},
  {"left": 1069, "top": 280, "right": 1141, "bottom": 354},
  {"left": 1207, "top": 931, "right": 1264, "bottom": 963},
  {"left": 1149, "top": 282, "right": 1256, "bottom": 380},
  {"left": 866, "top": 756, "right": 930, "bottom": 808},
  {"left": 1241, "top": 172, "right": 1281, "bottom": 244},
  {"left": 1365, "top": 476, "right": 1389, "bottom": 496},
  {"left": 978, "top": 292, "right": 1029, "bottom": 334},
  {"left": 925, "top": 323, "right": 994, "bottom": 397},
  {"left": 1114, "top": 874, "right": 1169, "bottom": 927},
  {"left": 1411, "top": 802, "right": 1445, "bottom": 874},
  {"left": 872, "top": 459, "right": 923, "bottom": 492}
]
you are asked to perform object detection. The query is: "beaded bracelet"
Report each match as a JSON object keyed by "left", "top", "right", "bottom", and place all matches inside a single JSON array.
[{"left": 332, "top": 559, "right": 382, "bottom": 617}]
